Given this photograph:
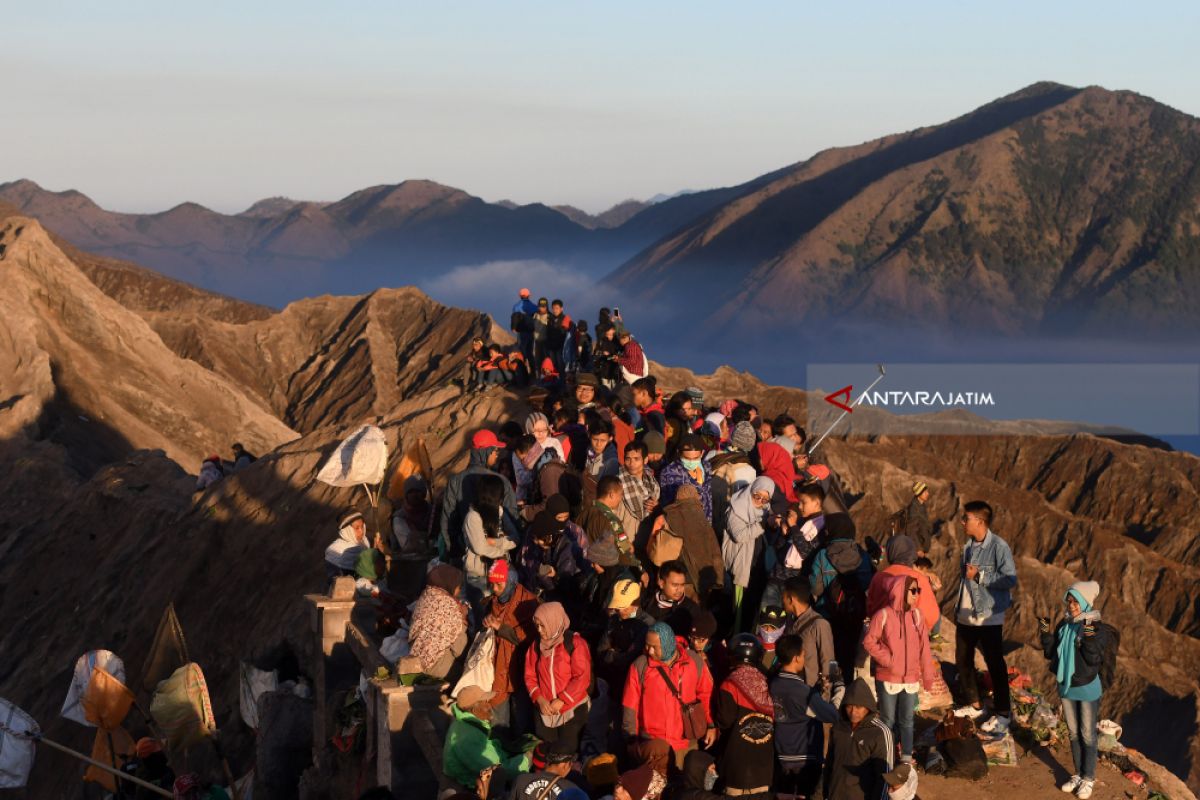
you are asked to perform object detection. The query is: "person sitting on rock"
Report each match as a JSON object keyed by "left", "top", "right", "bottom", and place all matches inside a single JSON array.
[
  {"left": 195, "top": 454, "right": 225, "bottom": 492},
  {"left": 443, "top": 684, "right": 530, "bottom": 792},
  {"left": 324, "top": 511, "right": 367, "bottom": 579}
]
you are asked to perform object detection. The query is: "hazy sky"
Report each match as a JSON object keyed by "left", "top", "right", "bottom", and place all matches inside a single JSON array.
[{"left": 4, "top": 1, "right": 1198, "bottom": 213}]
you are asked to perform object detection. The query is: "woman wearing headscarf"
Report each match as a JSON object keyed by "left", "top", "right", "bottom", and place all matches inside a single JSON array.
[
  {"left": 614, "top": 763, "right": 667, "bottom": 800},
  {"left": 755, "top": 439, "right": 798, "bottom": 504},
  {"left": 482, "top": 559, "right": 540, "bottom": 734},
  {"left": 524, "top": 602, "right": 592, "bottom": 750},
  {"left": 701, "top": 412, "right": 728, "bottom": 449},
  {"left": 525, "top": 411, "right": 566, "bottom": 462},
  {"left": 400, "top": 564, "right": 469, "bottom": 679},
  {"left": 1039, "top": 581, "right": 1112, "bottom": 800},
  {"left": 660, "top": 484, "right": 725, "bottom": 604},
  {"left": 723, "top": 477, "right": 775, "bottom": 632},
  {"left": 325, "top": 511, "right": 367, "bottom": 579}
]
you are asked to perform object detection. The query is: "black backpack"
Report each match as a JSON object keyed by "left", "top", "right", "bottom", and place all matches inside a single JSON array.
[
  {"left": 825, "top": 571, "right": 866, "bottom": 625},
  {"left": 1096, "top": 622, "right": 1120, "bottom": 689},
  {"left": 560, "top": 630, "right": 597, "bottom": 697},
  {"left": 511, "top": 311, "right": 531, "bottom": 333}
]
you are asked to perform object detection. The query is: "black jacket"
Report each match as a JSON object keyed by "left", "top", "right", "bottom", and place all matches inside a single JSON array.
[
  {"left": 905, "top": 496, "right": 933, "bottom": 552},
  {"left": 1040, "top": 621, "right": 1108, "bottom": 690},
  {"left": 824, "top": 679, "right": 894, "bottom": 800},
  {"left": 713, "top": 685, "right": 776, "bottom": 792}
]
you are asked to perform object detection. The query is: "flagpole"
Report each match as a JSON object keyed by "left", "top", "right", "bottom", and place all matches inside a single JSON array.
[
  {"left": 32, "top": 735, "right": 174, "bottom": 798},
  {"left": 808, "top": 364, "right": 886, "bottom": 454}
]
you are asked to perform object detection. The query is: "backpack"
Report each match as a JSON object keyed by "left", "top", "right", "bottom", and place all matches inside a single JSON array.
[
  {"left": 825, "top": 572, "right": 866, "bottom": 626},
  {"left": 511, "top": 311, "right": 531, "bottom": 333},
  {"left": 1096, "top": 622, "right": 1120, "bottom": 689},
  {"left": 561, "top": 630, "right": 598, "bottom": 697}
]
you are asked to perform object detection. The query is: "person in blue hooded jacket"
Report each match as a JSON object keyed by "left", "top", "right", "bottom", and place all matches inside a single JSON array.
[{"left": 1040, "top": 580, "right": 1110, "bottom": 800}]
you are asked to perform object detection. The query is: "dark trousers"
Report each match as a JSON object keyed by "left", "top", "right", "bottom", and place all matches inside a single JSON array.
[
  {"left": 777, "top": 761, "right": 823, "bottom": 800},
  {"left": 955, "top": 623, "right": 1011, "bottom": 716},
  {"left": 534, "top": 702, "right": 590, "bottom": 752}
]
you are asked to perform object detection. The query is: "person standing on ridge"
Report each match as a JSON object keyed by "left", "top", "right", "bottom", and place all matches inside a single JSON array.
[{"left": 512, "top": 288, "right": 537, "bottom": 364}]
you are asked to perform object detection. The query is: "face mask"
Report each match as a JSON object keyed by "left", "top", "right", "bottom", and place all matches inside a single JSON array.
[
  {"left": 681, "top": 457, "right": 702, "bottom": 471},
  {"left": 704, "top": 770, "right": 718, "bottom": 791}
]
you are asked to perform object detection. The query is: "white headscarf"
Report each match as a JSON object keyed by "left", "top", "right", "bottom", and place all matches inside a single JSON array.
[
  {"left": 728, "top": 476, "right": 775, "bottom": 526},
  {"left": 326, "top": 512, "right": 365, "bottom": 570}
]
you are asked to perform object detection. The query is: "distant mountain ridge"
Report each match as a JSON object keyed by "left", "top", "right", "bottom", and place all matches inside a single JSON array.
[{"left": 609, "top": 82, "right": 1200, "bottom": 338}]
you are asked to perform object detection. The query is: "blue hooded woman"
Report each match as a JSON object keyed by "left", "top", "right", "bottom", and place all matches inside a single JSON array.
[{"left": 1039, "top": 580, "right": 1113, "bottom": 800}]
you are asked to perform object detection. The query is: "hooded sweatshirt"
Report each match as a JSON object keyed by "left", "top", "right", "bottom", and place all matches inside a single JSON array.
[
  {"left": 824, "top": 679, "right": 894, "bottom": 800},
  {"left": 439, "top": 448, "right": 517, "bottom": 554},
  {"left": 862, "top": 574, "right": 937, "bottom": 689}
]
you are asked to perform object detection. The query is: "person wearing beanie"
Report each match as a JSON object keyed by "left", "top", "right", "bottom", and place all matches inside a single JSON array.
[
  {"left": 904, "top": 481, "right": 934, "bottom": 555},
  {"left": 866, "top": 534, "right": 940, "bottom": 633},
  {"left": 640, "top": 430, "right": 667, "bottom": 473},
  {"left": 1039, "top": 580, "right": 1112, "bottom": 799},
  {"left": 439, "top": 429, "right": 517, "bottom": 560},
  {"left": 615, "top": 763, "right": 666, "bottom": 800}
]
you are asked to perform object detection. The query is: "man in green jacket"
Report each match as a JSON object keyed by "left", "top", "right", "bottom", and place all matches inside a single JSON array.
[{"left": 444, "top": 685, "right": 530, "bottom": 790}]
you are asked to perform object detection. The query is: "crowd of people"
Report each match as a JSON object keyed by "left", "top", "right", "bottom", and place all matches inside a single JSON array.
[{"left": 326, "top": 294, "right": 1118, "bottom": 800}]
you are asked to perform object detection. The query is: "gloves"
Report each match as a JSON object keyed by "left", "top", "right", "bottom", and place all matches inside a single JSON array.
[{"left": 1082, "top": 622, "right": 1095, "bottom": 637}]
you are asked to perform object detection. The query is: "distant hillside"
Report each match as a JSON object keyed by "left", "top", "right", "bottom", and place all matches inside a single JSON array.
[
  {"left": 551, "top": 199, "right": 651, "bottom": 229},
  {"left": 610, "top": 82, "right": 1200, "bottom": 339}
]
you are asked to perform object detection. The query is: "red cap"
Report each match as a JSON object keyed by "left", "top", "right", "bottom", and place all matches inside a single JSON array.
[
  {"left": 487, "top": 559, "right": 509, "bottom": 583},
  {"left": 472, "top": 429, "right": 502, "bottom": 450},
  {"left": 519, "top": 288, "right": 531, "bottom": 298}
]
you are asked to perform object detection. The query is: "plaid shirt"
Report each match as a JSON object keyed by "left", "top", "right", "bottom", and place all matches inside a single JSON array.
[{"left": 618, "top": 467, "right": 660, "bottom": 522}]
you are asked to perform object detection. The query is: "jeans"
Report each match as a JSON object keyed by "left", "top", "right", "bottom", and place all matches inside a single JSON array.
[
  {"left": 954, "top": 623, "right": 1011, "bottom": 716},
  {"left": 876, "top": 682, "right": 917, "bottom": 757},
  {"left": 1061, "top": 697, "right": 1099, "bottom": 779}
]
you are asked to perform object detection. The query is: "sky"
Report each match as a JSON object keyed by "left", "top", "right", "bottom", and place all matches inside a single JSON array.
[{"left": 3, "top": 1, "right": 1199, "bottom": 214}]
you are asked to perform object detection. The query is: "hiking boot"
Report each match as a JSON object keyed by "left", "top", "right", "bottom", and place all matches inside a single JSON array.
[
  {"left": 981, "top": 714, "right": 1010, "bottom": 735},
  {"left": 953, "top": 705, "right": 984, "bottom": 719},
  {"left": 1060, "top": 775, "right": 1083, "bottom": 793},
  {"left": 1076, "top": 779, "right": 1095, "bottom": 799}
]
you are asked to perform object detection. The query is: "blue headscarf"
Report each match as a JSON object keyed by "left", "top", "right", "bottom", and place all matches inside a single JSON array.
[
  {"left": 650, "top": 621, "right": 677, "bottom": 663},
  {"left": 1055, "top": 583, "right": 1101, "bottom": 687}
]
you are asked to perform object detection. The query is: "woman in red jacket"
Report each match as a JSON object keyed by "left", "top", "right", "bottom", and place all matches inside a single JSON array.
[
  {"left": 525, "top": 601, "right": 592, "bottom": 750},
  {"left": 862, "top": 574, "right": 937, "bottom": 763}
]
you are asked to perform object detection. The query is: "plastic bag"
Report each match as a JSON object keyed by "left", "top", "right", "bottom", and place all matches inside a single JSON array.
[
  {"left": 150, "top": 663, "right": 216, "bottom": 750},
  {"left": 239, "top": 662, "right": 279, "bottom": 729},
  {"left": 1098, "top": 719, "right": 1124, "bottom": 752},
  {"left": 452, "top": 629, "right": 496, "bottom": 699},
  {"left": 1030, "top": 702, "right": 1059, "bottom": 731},
  {"left": 380, "top": 621, "right": 411, "bottom": 665},
  {"left": 317, "top": 425, "right": 388, "bottom": 487},
  {"left": 0, "top": 698, "right": 38, "bottom": 788},
  {"left": 61, "top": 650, "right": 127, "bottom": 726}
]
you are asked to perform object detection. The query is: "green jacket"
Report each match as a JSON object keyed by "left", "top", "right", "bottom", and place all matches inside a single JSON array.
[{"left": 443, "top": 705, "right": 530, "bottom": 788}]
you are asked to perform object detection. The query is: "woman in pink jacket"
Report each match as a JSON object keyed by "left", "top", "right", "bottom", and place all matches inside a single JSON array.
[
  {"left": 524, "top": 602, "right": 592, "bottom": 750},
  {"left": 862, "top": 573, "right": 937, "bottom": 762}
]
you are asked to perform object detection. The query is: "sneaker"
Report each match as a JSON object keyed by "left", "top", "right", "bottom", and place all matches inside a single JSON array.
[
  {"left": 953, "top": 705, "right": 984, "bottom": 719},
  {"left": 981, "top": 715, "right": 1010, "bottom": 734},
  {"left": 1061, "top": 776, "right": 1083, "bottom": 793},
  {"left": 1076, "top": 779, "right": 1094, "bottom": 799}
]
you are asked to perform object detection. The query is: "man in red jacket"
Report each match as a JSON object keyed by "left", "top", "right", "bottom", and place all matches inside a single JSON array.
[{"left": 622, "top": 622, "right": 716, "bottom": 771}]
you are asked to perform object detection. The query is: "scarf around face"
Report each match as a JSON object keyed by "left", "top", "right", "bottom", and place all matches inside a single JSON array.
[{"left": 726, "top": 663, "right": 775, "bottom": 715}]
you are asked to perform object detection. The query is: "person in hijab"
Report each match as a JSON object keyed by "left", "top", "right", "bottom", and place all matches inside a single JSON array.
[
  {"left": 399, "top": 564, "right": 468, "bottom": 679},
  {"left": 614, "top": 763, "right": 667, "bottom": 800},
  {"left": 701, "top": 412, "right": 728, "bottom": 449},
  {"left": 755, "top": 439, "right": 798, "bottom": 505},
  {"left": 482, "top": 559, "right": 540, "bottom": 735},
  {"left": 390, "top": 476, "right": 431, "bottom": 554},
  {"left": 661, "top": 484, "right": 725, "bottom": 604},
  {"left": 525, "top": 602, "right": 592, "bottom": 750},
  {"left": 526, "top": 411, "right": 567, "bottom": 462},
  {"left": 325, "top": 511, "right": 367, "bottom": 579},
  {"left": 1039, "top": 581, "right": 1111, "bottom": 800},
  {"left": 723, "top": 477, "right": 775, "bottom": 631}
]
